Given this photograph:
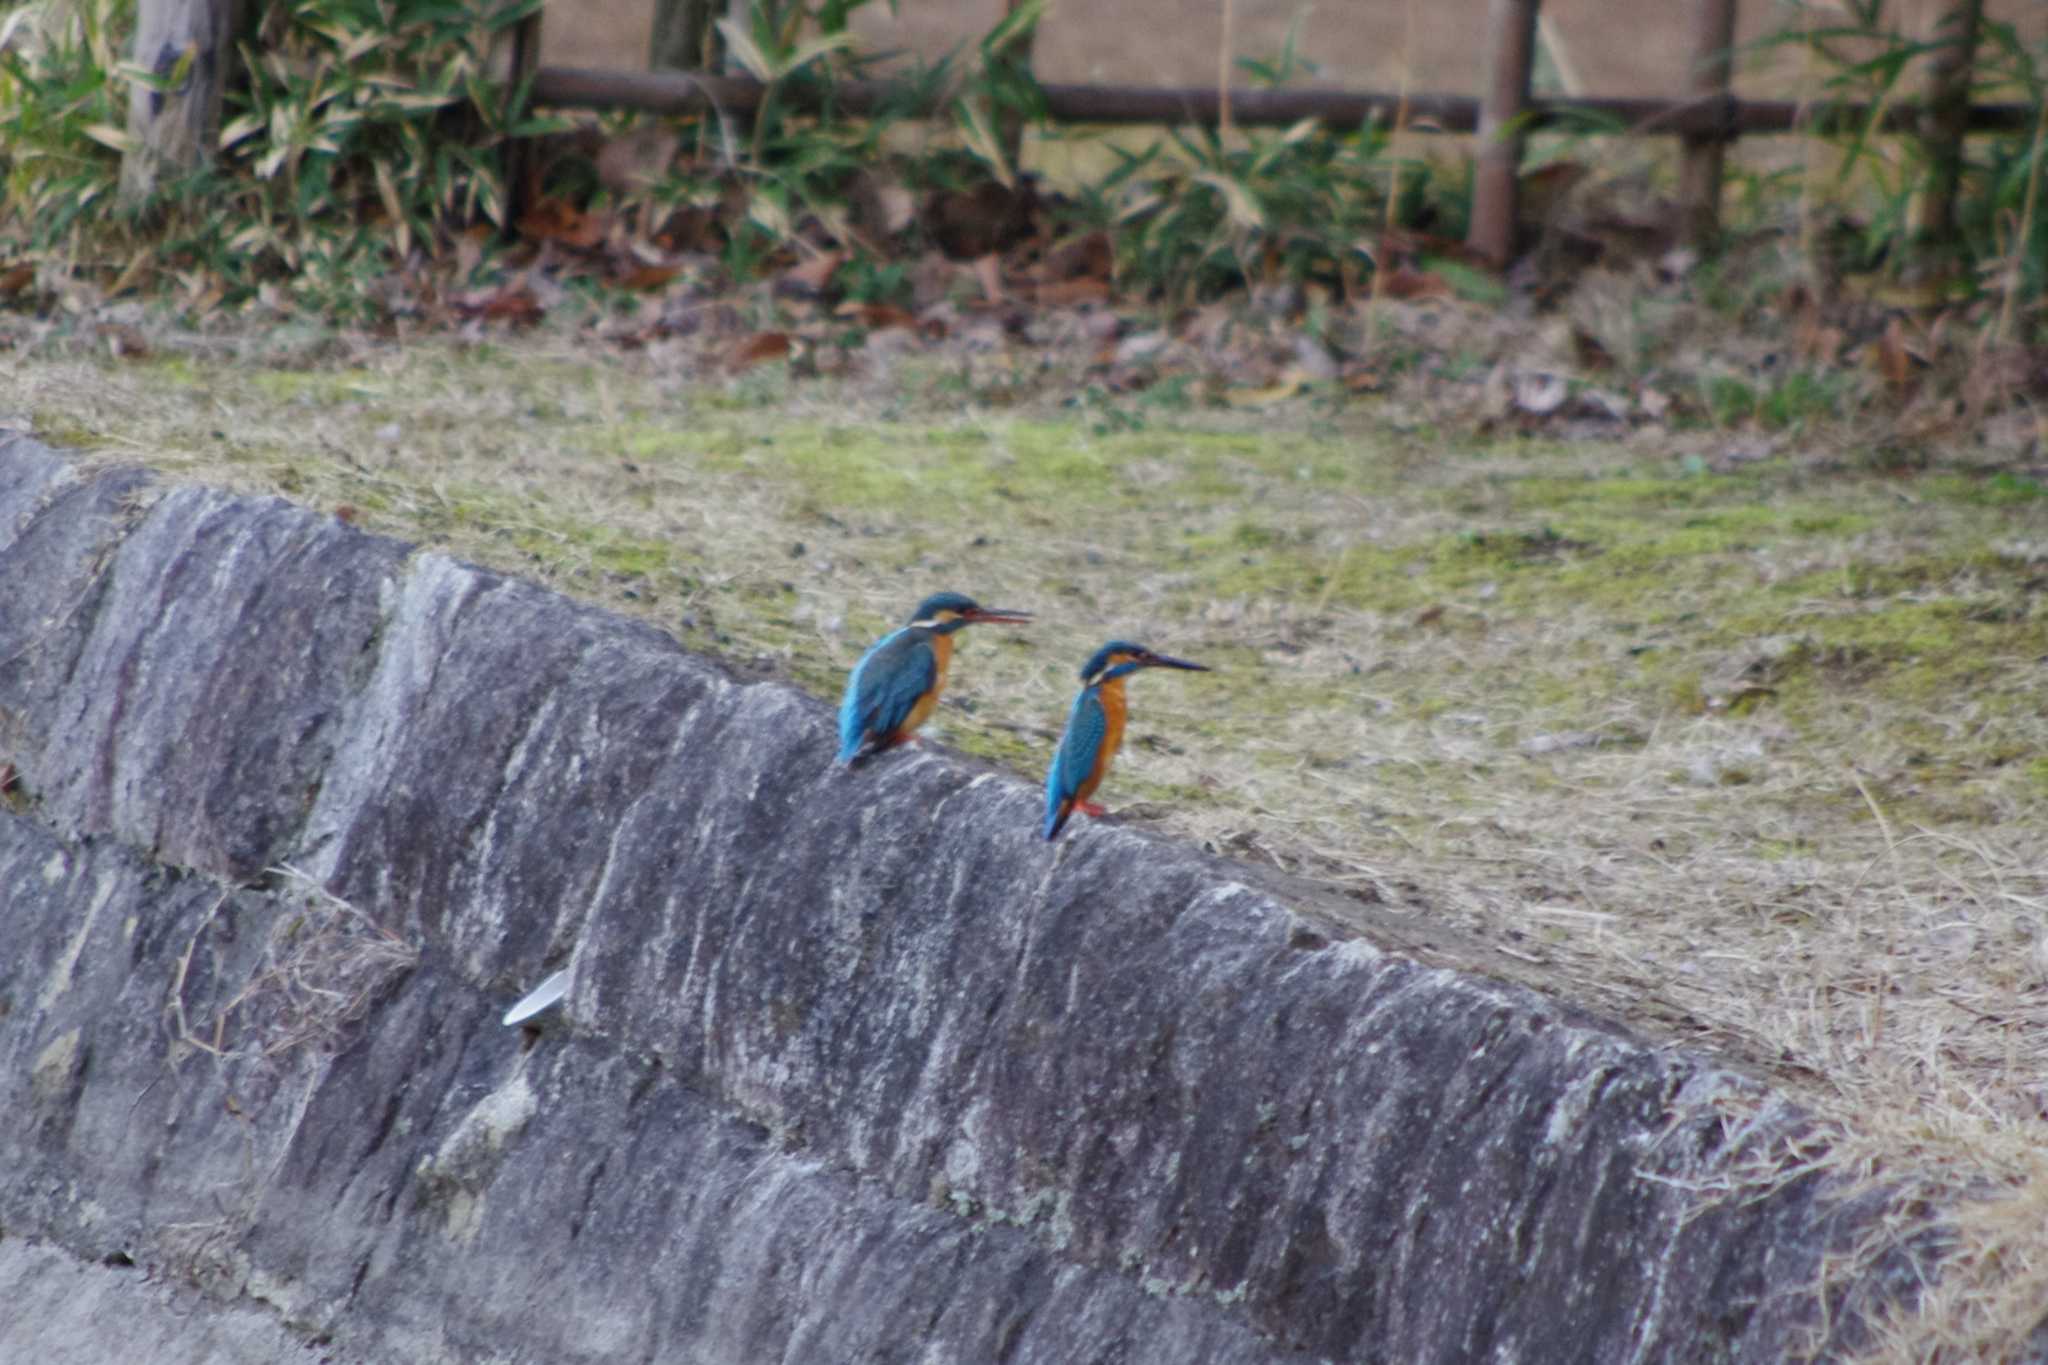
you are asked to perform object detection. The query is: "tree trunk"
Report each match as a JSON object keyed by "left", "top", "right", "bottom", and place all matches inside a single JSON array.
[
  {"left": 1466, "top": 0, "right": 1540, "bottom": 267},
  {"left": 118, "top": 0, "right": 236, "bottom": 207}
]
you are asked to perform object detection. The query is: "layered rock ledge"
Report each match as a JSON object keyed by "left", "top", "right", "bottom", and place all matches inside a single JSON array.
[{"left": 0, "top": 434, "right": 1899, "bottom": 1361}]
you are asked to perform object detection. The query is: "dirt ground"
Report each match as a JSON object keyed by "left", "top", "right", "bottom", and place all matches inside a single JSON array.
[{"left": 543, "top": 0, "right": 2048, "bottom": 99}]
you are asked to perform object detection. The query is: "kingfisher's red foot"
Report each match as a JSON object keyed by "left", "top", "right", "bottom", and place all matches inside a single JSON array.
[{"left": 1079, "top": 801, "right": 1107, "bottom": 818}]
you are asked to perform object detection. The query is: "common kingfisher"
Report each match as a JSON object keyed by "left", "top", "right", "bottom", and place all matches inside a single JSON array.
[
  {"left": 1043, "top": 641, "right": 1209, "bottom": 839},
  {"left": 837, "top": 592, "right": 1033, "bottom": 765}
]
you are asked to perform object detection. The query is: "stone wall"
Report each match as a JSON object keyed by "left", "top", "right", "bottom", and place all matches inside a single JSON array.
[{"left": 0, "top": 434, "right": 1894, "bottom": 1361}]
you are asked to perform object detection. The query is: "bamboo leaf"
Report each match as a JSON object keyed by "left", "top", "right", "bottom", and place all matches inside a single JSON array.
[
  {"left": 79, "top": 123, "right": 135, "bottom": 152},
  {"left": 982, "top": 0, "right": 1046, "bottom": 57},
  {"left": 782, "top": 30, "right": 858, "bottom": 76},
  {"left": 1195, "top": 171, "right": 1265, "bottom": 232},
  {"left": 953, "top": 98, "right": 1014, "bottom": 189},
  {"left": 219, "top": 113, "right": 264, "bottom": 150},
  {"left": 714, "top": 19, "right": 776, "bottom": 83}
]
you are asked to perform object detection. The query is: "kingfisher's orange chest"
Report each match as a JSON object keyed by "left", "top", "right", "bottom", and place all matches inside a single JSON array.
[
  {"left": 899, "top": 629, "right": 955, "bottom": 737},
  {"left": 1086, "top": 676, "right": 1130, "bottom": 793}
]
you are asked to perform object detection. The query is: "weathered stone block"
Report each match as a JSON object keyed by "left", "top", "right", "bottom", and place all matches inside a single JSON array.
[{"left": 0, "top": 438, "right": 1903, "bottom": 1362}]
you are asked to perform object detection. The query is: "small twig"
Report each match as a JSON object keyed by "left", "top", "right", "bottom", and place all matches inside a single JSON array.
[
  {"left": 1851, "top": 770, "right": 1910, "bottom": 1050},
  {"left": 165, "top": 887, "right": 240, "bottom": 1058}
]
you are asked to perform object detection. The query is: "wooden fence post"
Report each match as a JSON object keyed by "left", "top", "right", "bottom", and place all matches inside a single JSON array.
[
  {"left": 1911, "top": 0, "right": 1984, "bottom": 252},
  {"left": 118, "top": 0, "right": 235, "bottom": 206},
  {"left": 503, "top": 7, "right": 543, "bottom": 234},
  {"left": 650, "top": 0, "right": 723, "bottom": 72},
  {"left": 1677, "top": 0, "right": 1737, "bottom": 247},
  {"left": 1466, "top": 0, "right": 1540, "bottom": 267}
]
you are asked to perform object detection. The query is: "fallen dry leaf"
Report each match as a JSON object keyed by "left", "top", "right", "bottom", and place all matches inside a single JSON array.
[
  {"left": 517, "top": 198, "right": 607, "bottom": 250},
  {"left": 615, "top": 262, "right": 684, "bottom": 292},
  {"left": 1030, "top": 277, "right": 1111, "bottom": 307},
  {"left": 98, "top": 324, "right": 150, "bottom": 360},
  {"left": 1513, "top": 372, "right": 1569, "bottom": 417},
  {"left": 780, "top": 250, "right": 844, "bottom": 298},
  {"left": 1034, "top": 230, "right": 1114, "bottom": 284},
  {"left": 596, "top": 126, "right": 681, "bottom": 195},
  {"left": 653, "top": 205, "right": 725, "bottom": 254},
  {"left": 0, "top": 264, "right": 33, "bottom": 296},
  {"left": 835, "top": 301, "right": 919, "bottom": 332},
  {"left": 454, "top": 281, "right": 545, "bottom": 327},
  {"left": 728, "top": 331, "right": 795, "bottom": 372},
  {"left": 1872, "top": 316, "right": 1915, "bottom": 390},
  {"left": 1378, "top": 263, "right": 1452, "bottom": 300}
]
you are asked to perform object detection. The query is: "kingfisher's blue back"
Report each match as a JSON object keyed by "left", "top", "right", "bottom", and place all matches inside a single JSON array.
[
  {"left": 837, "top": 627, "right": 939, "bottom": 764},
  {"left": 1042, "top": 686, "right": 1109, "bottom": 838}
]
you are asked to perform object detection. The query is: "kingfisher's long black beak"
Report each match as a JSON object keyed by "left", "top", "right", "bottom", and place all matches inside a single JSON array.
[
  {"left": 1141, "top": 652, "right": 1209, "bottom": 672},
  {"left": 966, "top": 606, "right": 1034, "bottom": 625}
]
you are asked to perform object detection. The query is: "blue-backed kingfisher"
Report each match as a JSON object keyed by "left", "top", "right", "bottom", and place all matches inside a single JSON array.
[
  {"left": 1043, "top": 641, "right": 1209, "bottom": 839},
  {"left": 837, "top": 592, "right": 1032, "bottom": 765}
]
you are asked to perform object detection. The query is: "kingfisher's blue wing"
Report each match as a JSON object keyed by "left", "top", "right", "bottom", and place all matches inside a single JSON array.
[
  {"left": 837, "top": 628, "right": 938, "bottom": 763},
  {"left": 1043, "top": 686, "right": 1107, "bottom": 837}
]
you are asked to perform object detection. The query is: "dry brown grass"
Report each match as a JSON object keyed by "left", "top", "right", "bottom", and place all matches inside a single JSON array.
[
  {"left": 6, "top": 288, "right": 2047, "bottom": 1351},
  {"left": 167, "top": 865, "right": 419, "bottom": 1066}
]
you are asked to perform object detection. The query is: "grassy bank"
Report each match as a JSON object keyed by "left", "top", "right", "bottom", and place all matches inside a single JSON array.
[{"left": 8, "top": 327, "right": 2048, "bottom": 1357}]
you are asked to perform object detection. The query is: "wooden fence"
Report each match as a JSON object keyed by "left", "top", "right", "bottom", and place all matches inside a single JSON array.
[
  {"left": 112, "top": 0, "right": 2034, "bottom": 265},
  {"left": 508, "top": 0, "right": 2031, "bottom": 267}
]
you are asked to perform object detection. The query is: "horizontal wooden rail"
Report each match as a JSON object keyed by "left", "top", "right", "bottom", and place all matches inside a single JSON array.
[{"left": 531, "top": 65, "right": 2035, "bottom": 138}]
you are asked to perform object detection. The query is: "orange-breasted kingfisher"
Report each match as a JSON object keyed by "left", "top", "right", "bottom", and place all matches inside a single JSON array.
[
  {"left": 1043, "top": 641, "right": 1209, "bottom": 839},
  {"left": 837, "top": 592, "right": 1033, "bottom": 765}
]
